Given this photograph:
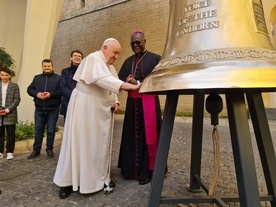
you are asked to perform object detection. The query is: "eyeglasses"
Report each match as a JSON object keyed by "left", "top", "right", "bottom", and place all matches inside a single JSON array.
[{"left": 130, "top": 41, "right": 143, "bottom": 46}]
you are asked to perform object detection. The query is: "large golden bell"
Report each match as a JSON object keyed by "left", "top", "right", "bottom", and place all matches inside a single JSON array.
[{"left": 140, "top": 0, "right": 276, "bottom": 93}]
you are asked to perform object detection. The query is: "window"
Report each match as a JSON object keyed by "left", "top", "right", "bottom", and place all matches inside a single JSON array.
[{"left": 81, "top": 0, "right": 85, "bottom": 8}]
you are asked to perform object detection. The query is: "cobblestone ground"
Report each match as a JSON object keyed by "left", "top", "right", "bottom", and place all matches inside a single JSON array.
[{"left": 0, "top": 115, "right": 275, "bottom": 207}]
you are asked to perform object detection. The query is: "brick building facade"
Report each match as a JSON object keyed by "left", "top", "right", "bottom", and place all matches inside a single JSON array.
[{"left": 51, "top": 0, "right": 169, "bottom": 71}]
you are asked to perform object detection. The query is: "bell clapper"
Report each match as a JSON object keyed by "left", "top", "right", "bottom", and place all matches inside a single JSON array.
[{"left": 206, "top": 94, "right": 223, "bottom": 205}]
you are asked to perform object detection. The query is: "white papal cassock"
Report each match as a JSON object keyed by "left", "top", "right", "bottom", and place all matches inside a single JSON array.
[{"left": 54, "top": 50, "right": 123, "bottom": 194}]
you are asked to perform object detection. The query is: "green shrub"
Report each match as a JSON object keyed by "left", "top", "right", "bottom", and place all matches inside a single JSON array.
[
  {"left": 15, "top": 120, "right": 35, "bottom": 141},
  {"left": 15, "top": 120, "right": 59, "bottom": 141},
  {"left": 0, "top": 47, "right": 16, "bottom": 69}
]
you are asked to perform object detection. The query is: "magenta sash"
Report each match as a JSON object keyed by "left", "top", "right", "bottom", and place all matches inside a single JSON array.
[{"left": 128, "top": 90, "right": 158, "bottom": 170}]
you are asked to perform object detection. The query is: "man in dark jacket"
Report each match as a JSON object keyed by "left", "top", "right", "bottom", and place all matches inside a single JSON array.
[
  {"left": 60, "top": 50, "right": 83, "bottom": 121},
  {"left": 27, "top": 59, "right": 62, "bottom": 159}
]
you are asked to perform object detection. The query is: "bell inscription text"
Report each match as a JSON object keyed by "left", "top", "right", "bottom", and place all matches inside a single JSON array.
[{"left": 177, "top": 0, "right": 219, "bottom": 36}]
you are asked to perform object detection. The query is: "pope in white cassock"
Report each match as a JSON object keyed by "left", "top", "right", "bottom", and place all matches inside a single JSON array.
[{"left": 53, "top": 38, "right": 141, "bottom": 199}]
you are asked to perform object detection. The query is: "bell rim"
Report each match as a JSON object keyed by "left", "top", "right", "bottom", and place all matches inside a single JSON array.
[{"left": 140, "top": 59, "right": 276, "bottom": 94}]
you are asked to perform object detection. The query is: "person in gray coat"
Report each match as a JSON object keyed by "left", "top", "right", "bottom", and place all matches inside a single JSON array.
[{"left": 0, "top": 67, "right": 21, "bottom": 160}]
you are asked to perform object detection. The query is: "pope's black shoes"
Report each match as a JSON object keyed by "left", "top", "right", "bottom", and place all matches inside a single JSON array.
[
  {"left": 104, "top": 181, "right": 115, "bottom": 193},
  {"left": 59, "top": 186, "right": 72, "bottom": 199}
]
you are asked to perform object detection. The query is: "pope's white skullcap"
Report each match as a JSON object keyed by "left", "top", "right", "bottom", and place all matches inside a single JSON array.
[{"left": 103, "top": 38, "right": 119, "bottom": 44}]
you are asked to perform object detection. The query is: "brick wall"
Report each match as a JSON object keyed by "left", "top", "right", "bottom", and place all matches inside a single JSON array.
[
  {"left": 52, "top": 0, "right": 169, "bottom": 70},
  {"left": 60, "top": 0, "right": 130, "bottom": 20}
]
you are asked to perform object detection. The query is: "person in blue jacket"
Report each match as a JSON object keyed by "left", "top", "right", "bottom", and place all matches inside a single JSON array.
[
  {"left": 27, "top": 59, "right": 62, "bottom": 159},
  {"left": 60, "top": 50, "right": 83, "bottom": 121}
]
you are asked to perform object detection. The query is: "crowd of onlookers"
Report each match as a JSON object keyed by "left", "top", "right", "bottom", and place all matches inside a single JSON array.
[{"left": 0, "top": 50, "right": 83, "bottom": 161}]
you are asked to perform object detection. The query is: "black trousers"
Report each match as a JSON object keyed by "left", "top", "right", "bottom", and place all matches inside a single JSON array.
[{"left": 0, "top": 124, "right": 16, "bottom": 153}]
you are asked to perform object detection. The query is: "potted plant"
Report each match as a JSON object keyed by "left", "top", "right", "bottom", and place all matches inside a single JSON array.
[{"left": 0, "top": 47, "right": 16, "bottom": 69}]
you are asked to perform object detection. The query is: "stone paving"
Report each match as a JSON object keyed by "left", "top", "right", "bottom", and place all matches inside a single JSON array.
[{"left": 0, "top": 115, "right": 275, "bottom": 207}]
